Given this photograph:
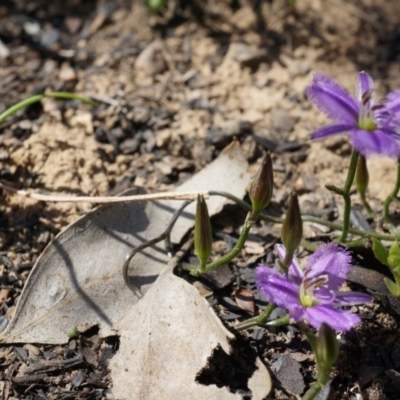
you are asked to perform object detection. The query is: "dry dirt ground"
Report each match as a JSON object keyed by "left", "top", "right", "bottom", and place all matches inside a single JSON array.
[{"left": 2, "top": 0, "right": 400, "bottom": 399}]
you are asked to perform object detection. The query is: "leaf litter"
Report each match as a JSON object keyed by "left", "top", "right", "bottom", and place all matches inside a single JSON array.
[
  {"left": 0, "top": 141, "right": 250, "bottom": 344},
  {"left": 3, "top": 1, "right": 400, "bottom": 398},
  {"left": 110, "top": 241, "right": 272, "bottom": 400}
]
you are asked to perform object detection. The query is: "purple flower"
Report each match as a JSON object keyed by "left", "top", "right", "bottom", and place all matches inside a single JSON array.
[
  {"left": 256, "top": 243, "right": 373, "bottom": 331},
  {"left": 306, "top": 72, "right": 400, "bottom": 158}
]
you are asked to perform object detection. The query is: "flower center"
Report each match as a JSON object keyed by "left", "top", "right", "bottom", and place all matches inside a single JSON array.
[
  {"left": 358, "top": 116, "right": 377, "bottom": 131},
  {"left": 358, "top": 90, "right": 377, "bottom": 131},
  {"left": 299, "top": 274, "right": 329, "bottom": 308}
]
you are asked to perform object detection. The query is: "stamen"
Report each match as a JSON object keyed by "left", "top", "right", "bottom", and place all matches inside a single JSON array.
[
  {"left": 303, "top": 274, "right": 329, "bottom": 291},
  {"left": 371, "top": 103, "right": 384, "bottom": 111},
  {"left": 362, "top": 90, "right": 372, "bottom": 106}
]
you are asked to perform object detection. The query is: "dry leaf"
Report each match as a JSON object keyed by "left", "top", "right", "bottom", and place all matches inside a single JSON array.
[
  {"left": 0, "top": 141, "right": 250, "bottom": 344},
  {"left": 110, "top": 248, "right": 271, "bottom": 400},
  {"left": 234, "top": 286, "right": 255, "bottom": 315},
  {"left": 248, "top": 357, "right": 273, "bottom": 400}
]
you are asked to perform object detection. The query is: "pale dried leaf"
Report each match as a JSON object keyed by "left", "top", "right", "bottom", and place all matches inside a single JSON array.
[
  {"left": 110, "top": 256, "right": 271, "bottom": 400},
  {"left": 169, "top": 141, "right": 251, "bottom": 244},
  {"left": 248, "top": 357, "right": 273, "bottom": 400},
  {"left": 0, "top": 142, "right": 250, "bottom": 344}
]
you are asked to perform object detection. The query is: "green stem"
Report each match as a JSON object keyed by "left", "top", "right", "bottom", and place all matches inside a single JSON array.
[
  {"left": 265, "top": 315, "right": 290, "bottom": 326},
  {"left": 341, "top": 237, "right": 370, "bottom": 248},
  {"left": 302, "top": 382, "right": 324, "bottom": 400},
  {"left": 299, "top": 323, "right": 330, "bottom": 400},
  {"left": 301, "top": 239, "right": 318, "bottom": 252},
  {"left": 360, "top": 192, "right": 374, "bottom": 216},
  {"left": 208, "top": 191, "right": 400, "bottom": 242},
  {"left": 339, "top": 150, "right": 359, "bottom": 243},
  {"left": 0, "top": 92, "right": 96, "bottom": 124},
  {"left": 383, "top": 157, "right": 400, "bottom": 233},
  {"left": 191, "top": 211, "right": 255, "bottom": 276},
  {"left": 304, "top": 215, "right": 400, "bottom": 241},
  {"left": 235, "top": 303, "right": 276, "bottom": 331}
]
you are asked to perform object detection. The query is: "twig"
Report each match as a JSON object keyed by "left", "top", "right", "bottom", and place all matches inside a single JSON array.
[
  {"left": 24, "top": 354, "right": 84, "bottom": 374},
  {"left": 0, "top": 182, "right": 208, "bottom": 203}
]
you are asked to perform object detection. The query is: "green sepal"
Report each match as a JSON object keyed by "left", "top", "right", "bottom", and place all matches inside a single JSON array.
[
  {"left": 194, "top": 194, "right": 213, "bottom": 270},
  {"left": 315, "top": 323, "right": 340, "bottom": 373},
  {"left": 355, "top": 155, "right": 369, "bottom": 196},
  {"left": 281, "top": 192, "right": 302, "bottom": 269},
  {"left": 248, "top": 151, "right": 274, "bottom": 214}
]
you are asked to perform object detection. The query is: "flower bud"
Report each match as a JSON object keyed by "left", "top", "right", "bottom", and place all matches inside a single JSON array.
[
  {"left": 248, "top": 152, "right": 274, "bottom": 214},
  {"left": 315, "top": 323, "right": 339, "bottom": 372},
  {"left": 194, "top": 194, "right": 213, "bottom": 270},
  {"left": 281, "top": 192, "right": 302, "bottom": 268},
  {"left": 355, "top": 155, "right": 369, "bottom": 197}
]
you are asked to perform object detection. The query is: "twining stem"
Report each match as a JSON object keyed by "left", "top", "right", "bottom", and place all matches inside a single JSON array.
[
  {"left": 209, "top": 191, "right": 400, "bottom": 242},
  {"left": 339, "top": 150, "right": 360, "bottom": 243},
  {"left": 235, "top": 303, "right": 276, "bottom": 331},
  {"left": 3, "top": 185, "right": 399, "bottom": 241},
  {"left": 0, "top": 92, "right": 96, "bottom": 124},
  {"left": 383, "top": 157, "right": 400, "bottom": 233},
  {"left": 122, "top": 200, "right": 192, "bottom": 296}
]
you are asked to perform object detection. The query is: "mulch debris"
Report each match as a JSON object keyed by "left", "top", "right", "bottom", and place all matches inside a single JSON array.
[{"left": 2, "top": 0, "right": 400, "bottom": 399}]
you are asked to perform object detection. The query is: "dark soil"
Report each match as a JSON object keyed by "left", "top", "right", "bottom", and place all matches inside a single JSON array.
[{"left": 2, "top": 0, "right": 400, "bottom": 399}]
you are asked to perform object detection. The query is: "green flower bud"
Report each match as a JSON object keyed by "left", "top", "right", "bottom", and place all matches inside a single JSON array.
[
  {"left": 355, "top": 155, "right": 369, "bottom": 197},
  {"left": 281, "top": 192, "right": 302, "bottom": 268},
  {"left": 249, "top": 152, "right": 274, "bottom": 214},
  {"left": 194, "top": 194, "right": 213, "bottom": 271},
  {"left": 315, "top": 323, "right": 340, "bottom": 372}
]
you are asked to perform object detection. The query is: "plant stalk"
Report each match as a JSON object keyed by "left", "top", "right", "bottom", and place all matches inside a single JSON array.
[
  {"left": 0, "top": 92, "right": 96, "bottom": 124},
  {"left": 235, "top": 303, "right": 276, "bottom": 331},
  {"left": 339, "top": 150, "right": 359, "bottom": 243},
  {"left": 383, "top": 157, "right": 400, "bottom": 233},
  {"left": 191, "top": 211, "right": 256, "bottom": 276}
]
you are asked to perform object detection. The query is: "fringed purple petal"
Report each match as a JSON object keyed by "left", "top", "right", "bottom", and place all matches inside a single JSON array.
[
  {"left": 306, "top": 73, "right": 359, "bottom": 124},
  {"left": 300, "top": 305, "right": 361, "bottom": 331},
  {"left": 384, "top": 88, "right": 400, "bottom": 114},
  {"left": 310, "top": 123, "right": 354, "bottom": 140},
  {"left": 276, "top": 244, "right": 304, "bottom": 283},
  {"left": 306, "top": 243, "right": 351, "bottom": 290},
  {"left": 257, "top": 244, "right": 372, "bottom": 332},
  {"left": 334, "top": 291, "right": 373, "bottom": 306},
  {"left": 378, "top": 127, "right": 400, "bottom": 141},
  {"left": 357, "top": 71, "right": 374, "bottom": 106},
  {"left": 256, "top": 266, "right": 299, "bottom": 309},
  {"left": 314, "top": 287, "right": 335, "bottom": 304},
  {"left": 351, "top": 129, "right": 400, "bottom": 158}
]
